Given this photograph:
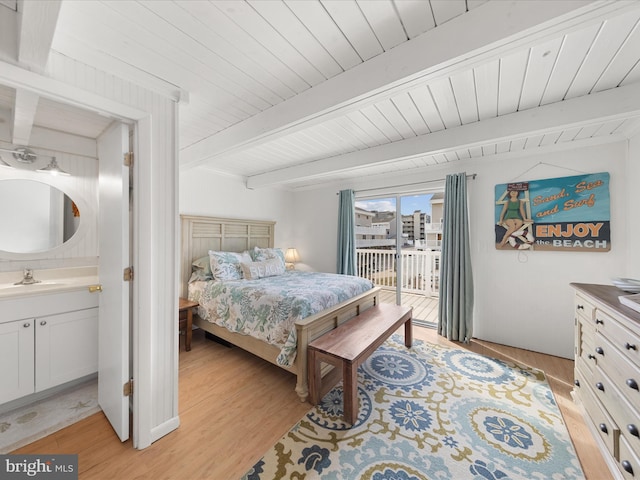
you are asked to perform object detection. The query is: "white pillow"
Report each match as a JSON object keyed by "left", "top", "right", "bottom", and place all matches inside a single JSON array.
[
  {"left": 240, "top": 258, "right": 285, "bottom": 280},
  {"left": 209, "top": 250, "right": 252, "bottom": 281}
]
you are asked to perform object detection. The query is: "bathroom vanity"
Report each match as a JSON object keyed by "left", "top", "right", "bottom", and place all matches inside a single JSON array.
[{"left": 0, "top": 267, "right": 100, "bottom": 406}]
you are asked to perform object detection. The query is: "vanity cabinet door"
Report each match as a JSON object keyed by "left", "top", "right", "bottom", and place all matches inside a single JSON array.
[
  {"left": 35, "top": 308, "right": 99, "bottom": 392},
  {"left": 0, "top": 320, "right": 34, "bottom": 404}
]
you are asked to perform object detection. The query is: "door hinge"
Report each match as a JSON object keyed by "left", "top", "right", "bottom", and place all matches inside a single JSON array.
[
  {"left": 123, "top": 267, "right": 134, "bottom": 281},
  {"left": 123, "top": 379, "right": 133, "bottom": 397},
  {"left": 124, "top": 152, "right": 133, "bottom": 167}
]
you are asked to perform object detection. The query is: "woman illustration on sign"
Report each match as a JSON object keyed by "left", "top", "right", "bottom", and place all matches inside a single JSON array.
[{"left": 498, "top": 189, "right": 533, "bottom": 248}]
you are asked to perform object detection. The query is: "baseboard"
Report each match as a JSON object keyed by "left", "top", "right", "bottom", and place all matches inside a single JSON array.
[
  {"left": 149, "top": 416, "right": 180, "bottom": 446},
  {"left": 0, "top": 373, "right": 98, "bottom": 416}
]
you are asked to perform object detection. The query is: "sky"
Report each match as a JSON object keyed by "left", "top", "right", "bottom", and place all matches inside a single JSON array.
[{"left": 356, "top": 193, "right": 433, "bottom": 215}]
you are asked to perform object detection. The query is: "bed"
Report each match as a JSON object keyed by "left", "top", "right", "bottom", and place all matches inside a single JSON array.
[{"left": 180, "top": 215, "right": 380, "bottom": 402}]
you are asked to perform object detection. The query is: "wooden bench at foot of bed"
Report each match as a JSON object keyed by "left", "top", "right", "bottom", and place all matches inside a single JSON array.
[{"left": 307, "top": 303, "right": 413, "bottom": 424}]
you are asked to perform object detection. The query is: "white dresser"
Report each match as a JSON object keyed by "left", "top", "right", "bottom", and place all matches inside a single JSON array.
[{"left": 572, "top": 283, "right": 640, "bottom": 479}]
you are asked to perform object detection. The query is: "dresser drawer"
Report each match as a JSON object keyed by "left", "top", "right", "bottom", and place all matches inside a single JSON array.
[
  {"left": 595, "top": 335, "right": 640, "bottom": 414},
  {"left": 575, "top": 361, "right": 594, "bottom": 395},
  {"left": 576, "top": 293, "right": 596, "bottom": 322},
  {"left": 577, "top": 318, "right": 597, "bottom": 375},
  {"left": 619, "top": 435, "right": 640, "bottom": 479},
  {"left": 593, "top": 366, "right": 640, "bottom": 457},
  {"left": 579, "top": 379, "right": 619, "bottom": 459},
  {"left": 596, "top": 309, "right": 640, "bottom": 370}
]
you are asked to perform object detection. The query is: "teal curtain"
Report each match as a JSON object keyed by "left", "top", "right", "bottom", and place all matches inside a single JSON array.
[
  {"left": 438, "top": 173, "right": 474, "bottom": 342},
  {"left": 337, "top": 189, "right": 356, "bottom": 275}
]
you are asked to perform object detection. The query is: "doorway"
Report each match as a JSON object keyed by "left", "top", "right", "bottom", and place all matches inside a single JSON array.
[{"left": 355, "top": 192, "right": 441, "bottom": 327}]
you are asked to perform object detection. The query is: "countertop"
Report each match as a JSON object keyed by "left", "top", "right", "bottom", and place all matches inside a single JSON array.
[{"left": 0, "top": 266, "right": 99, "bottom": 299}]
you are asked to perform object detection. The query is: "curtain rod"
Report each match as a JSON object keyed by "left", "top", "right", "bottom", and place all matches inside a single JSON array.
[{"left": 338, "top": 173, "right": 477, "bottom": 195}]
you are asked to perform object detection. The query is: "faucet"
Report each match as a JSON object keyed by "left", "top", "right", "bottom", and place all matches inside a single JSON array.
[{"left": 14, "top": 268, "right": 41, "bottom": 285}]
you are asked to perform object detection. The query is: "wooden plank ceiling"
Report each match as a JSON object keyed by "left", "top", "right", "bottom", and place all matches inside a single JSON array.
[{"left": 4, "top": 0, "right": 640, "bottom": 189}]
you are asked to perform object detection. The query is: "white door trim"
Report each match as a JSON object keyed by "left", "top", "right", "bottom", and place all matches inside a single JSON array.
[{"left": 0, "top": 59, "right": 175, "bottom": 450}]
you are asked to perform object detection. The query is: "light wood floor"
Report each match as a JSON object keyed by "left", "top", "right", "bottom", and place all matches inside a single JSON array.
[{"left": 14, "top": 324, "right": 611, "bottom": 479}]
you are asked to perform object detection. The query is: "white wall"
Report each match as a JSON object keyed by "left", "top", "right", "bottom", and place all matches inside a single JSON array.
[
  {"left": 292, "top": 141, "right": 630, "bottom": 359},
  {"left": 179, "top": 168, "right": 295, "bottom": 249},
  {"left": 627, "top": 134, "right": 640, "bottom": 279}
]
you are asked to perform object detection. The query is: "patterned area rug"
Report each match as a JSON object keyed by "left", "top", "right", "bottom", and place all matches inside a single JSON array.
[
  {"left": 0, "top": 379, "right": 99, "bottom": 453},
  {"left": 242, "top": 336, "right": 584, "bottom": 479}
]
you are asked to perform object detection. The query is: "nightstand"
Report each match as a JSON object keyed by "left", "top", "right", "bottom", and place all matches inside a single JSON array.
[{"left": 178, "top": 298, "right": 198, "bottom": 351}]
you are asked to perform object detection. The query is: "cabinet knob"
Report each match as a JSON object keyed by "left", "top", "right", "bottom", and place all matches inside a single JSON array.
[
  {"left": 574, "top": 379, "right": 580, "bottom": 387},
  {"left": 621, "top": 460, "right": 634, "bottom": 475},
  {"left": 40, "top": 320, "right": 47, "bottom": 326},
  {"left": 587, "top": 354, "right": 596, "bottom": 360},
  {"left": 23, "top": 322, "right": 30, "bottom": 328},
  {"left": 596, "top": 382, "right": 605, "bottom": 392},
  {"left": 627, "top": 379, "right": 639, "bottom": 391},
  {"left": 595, "top": 318, "right": 604, "bottom": 325},
  {"left": 577, "top": 305, "right": 584, "bottom": 310},
  {"left": 595, "top": 346, "right": 604, "bottom": 355},
  {"left": 628, "top": 424, "right": 639, "bottom": 437},
  {"left": 625, "top": 343, "right": 637, "bottom": 351},
  {"left": 599, "top": 423, "right": 608, "bottom": 434}
]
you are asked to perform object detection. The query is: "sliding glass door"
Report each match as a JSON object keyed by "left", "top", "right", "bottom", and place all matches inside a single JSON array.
[{"left": 355, "top": 192, "right": 441, "bottom": 326}]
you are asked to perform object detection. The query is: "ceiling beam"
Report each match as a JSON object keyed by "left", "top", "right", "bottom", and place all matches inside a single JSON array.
[
  {"left": 246, "top": 82, "right": 640, "bottom": 188},
  {"left": 181, "top": 0, "right": 630, "bottom": 168},
  {"left": 10, "top": 0, "right": 61, "bottom": 145},
  {"left": 0, "top": 59, "right": 147, "bottom": 121},
  {"left": 11, "top": 88, "right": 38, "bottom": 145},
  {"left": 17, "top": 0, "right": 61, "bottom": 70}
]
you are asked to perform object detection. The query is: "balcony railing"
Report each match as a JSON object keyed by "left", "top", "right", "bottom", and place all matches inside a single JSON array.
[
  {"left": 425, "top": 222, "right": 443, "bottom": 232},
  {"left": 355, "top": 225, "right": 389, "bottom": 236},
  {"left": 356, "top": 248, "right": 440, "bottom": 296}
]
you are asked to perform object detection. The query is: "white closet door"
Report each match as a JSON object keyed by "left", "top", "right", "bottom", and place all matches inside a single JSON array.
[{"left": 97, "top": 121, "right": 131, "bottom": 442}]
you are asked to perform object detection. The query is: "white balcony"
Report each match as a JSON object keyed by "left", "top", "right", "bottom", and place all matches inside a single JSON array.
[
  {"left": 355, "top": 225, "right": 389, "bottom": 236},
  {"left": 424, "top": 222, "right": 443, "bottom": 232},
  {"left": 356, "top": 248, "right": 440, "bottom": 297},
  {"left": 356, "top": 239, "right": 396, "bottom": 248}
]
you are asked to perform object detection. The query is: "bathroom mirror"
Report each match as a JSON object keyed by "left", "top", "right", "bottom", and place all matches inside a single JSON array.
[{"left": 0, "top": 179, "right": 80, "bottom": 253}]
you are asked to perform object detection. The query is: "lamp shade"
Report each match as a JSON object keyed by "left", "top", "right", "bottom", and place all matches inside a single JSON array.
[
  {"left": 37, "top": 157, "right": 70, "bottom": 176},
  {"left": 285, "top": 248, "right": 300, "bottom": 264}
]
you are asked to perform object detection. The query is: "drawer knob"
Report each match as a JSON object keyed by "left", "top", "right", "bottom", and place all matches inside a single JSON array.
[
  {"left": 23, "top": 322, "right": 30, "bottom": 328},
  {"left": 628, "top": 424, "right": 639, "bottom": 437},
  {"left": 621, "top": 460, "right": 634, "bottom": 475},
  {"left": 40, "top": 320, "right": 47, "bottom": 326},
  {"left": 577, "top": 305, "right": 584, "bottom": 310},
  {"left": 588, "top": 354, "right": 596, "bottom": 360},
  {"left": 595, "top": 318, "right": 604, "bottom": 325},
  {"left": 596, "top": 382, "right": 605, "bottom": 392},
  {"left": 599, "top": 423, "right": 608, "bottom": 434},
  {"left": 626, "top": 343, "right": 637, "bottom": 351},
  {"left": 627, "top": 379, "right": 639, "bottom": 391},
  {"left": 595, "top": 346, "right": 604, "bottom": 355},
  {"left": 574, "top": 379, "right": 580, "bottom": 387}
]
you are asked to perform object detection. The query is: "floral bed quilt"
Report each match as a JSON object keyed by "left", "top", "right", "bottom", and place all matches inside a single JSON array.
[{"left": 188, "top": 271, "right": 374, "bottom": 366}]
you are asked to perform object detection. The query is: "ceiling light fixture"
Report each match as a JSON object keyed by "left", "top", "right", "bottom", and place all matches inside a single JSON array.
[
  {"left": 12, "top": 147, "right": 37, "bottom": 164},
  {"left": 0, "top": 147, "right": 70, "bottom": 176},
  {"left": 36, "top": 157, "right": 70, "bottom": 176}
]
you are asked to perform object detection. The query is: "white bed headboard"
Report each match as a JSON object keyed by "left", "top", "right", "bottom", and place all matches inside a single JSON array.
[{"left": 180, "top": 215, "right": 275, "bottom": 297}]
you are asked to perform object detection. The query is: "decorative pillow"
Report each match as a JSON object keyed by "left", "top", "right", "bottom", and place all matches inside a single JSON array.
[
  {"left": 240, "top": 258, "right": 286, "bottom": 280},
  {"left": 192, "top": 256, "right": 213, "bottom": 279},
  {"left": 251, "top": 246, "right": 285, "bottom": 266},
  {"left": 209, "top": 250, "right": 252, "bottom": 281},
  {"left": 188, "top": 269, "right": 211, "bottom": 283}
]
